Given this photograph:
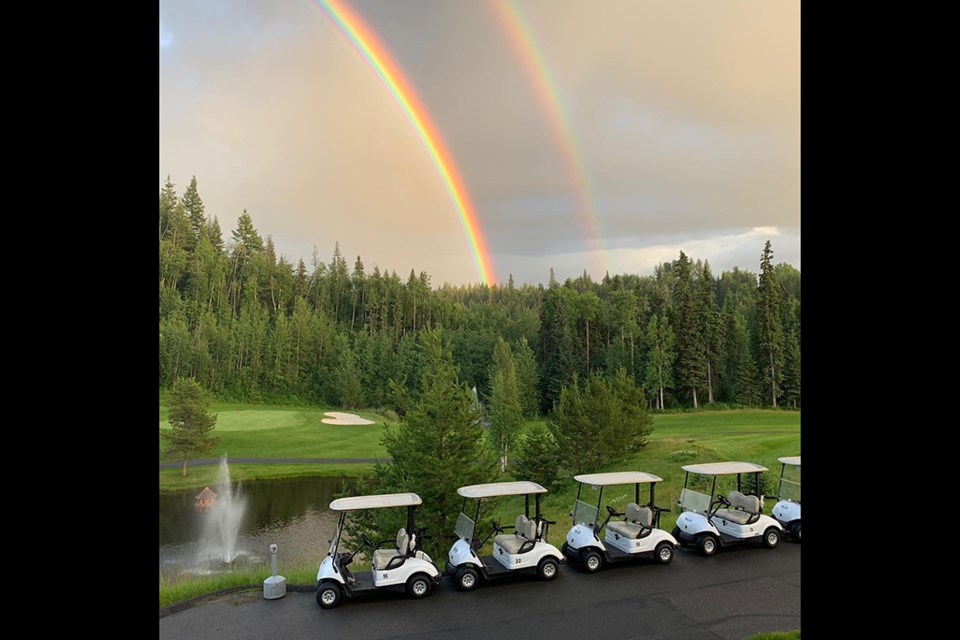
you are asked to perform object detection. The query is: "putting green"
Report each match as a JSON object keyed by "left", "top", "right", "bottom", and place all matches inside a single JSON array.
[{"left": 159, "top": 409, "right": 382, "bottom": 433}]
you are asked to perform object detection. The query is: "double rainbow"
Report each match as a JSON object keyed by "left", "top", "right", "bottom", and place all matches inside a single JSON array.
[
  {"left": 491, "top": 0, "right": 607, "bottom": 277},
  {"left": 313, "top": 0, "right": 496, "bottom": 285}
]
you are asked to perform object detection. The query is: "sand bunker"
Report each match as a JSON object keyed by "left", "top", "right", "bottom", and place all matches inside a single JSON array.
[{"left": 321, "top": 411, "right": 375, "bottom": 425}]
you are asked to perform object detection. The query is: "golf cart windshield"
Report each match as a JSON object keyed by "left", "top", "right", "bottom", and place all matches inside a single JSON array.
[
  {"left": 455, "top": 511, "right": 476, "bottom": 542},
  {"left": 778, "top": 465, "right": 801, "bottom": 503},
  {"left": 679, "top": 488, "right": 711, "bottom": 514},
  {"left": 572, "top": 499, "right": 599, "bottom": 527}
]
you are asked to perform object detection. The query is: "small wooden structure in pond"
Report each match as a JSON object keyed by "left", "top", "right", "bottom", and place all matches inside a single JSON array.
[{"left": 195, "top": 486, "right": 218, "bottom": 512}]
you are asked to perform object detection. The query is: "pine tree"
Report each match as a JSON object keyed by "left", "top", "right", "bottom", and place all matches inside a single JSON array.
[
  {"left": 512, "top": 423, "right": 559, "bottom": 488},
  {"left": 163, "top": 378, "right": 220, "bottom": 476},
  {"left": 367, "top": 331, "right": 496, "bottom": 556},
  {"left": 549, "top": 372, "right": 654, "bottom": 473},
  {"left": 488, "top": 338, "right": 522, "bottom": 473},
  {"left": 231, "top": 210, "right": 265, "bottom": 255},
  {"left": 757, "top": 241, "right": 785, "bottom": 406},
  {"left": 782, "top": 326, "right": 801, "bottom": 408},
  {"left": 674, "top": 252, "right": 706, "bottom": 407},
  {"left": 513, "top": 337, "right": 540, "bottom": 418},
  {"left": 181, "top": 175, "right": 206, "bottom": 242},
  {"left": 159, "top": 176, "right": 178, "bottom": 239}
]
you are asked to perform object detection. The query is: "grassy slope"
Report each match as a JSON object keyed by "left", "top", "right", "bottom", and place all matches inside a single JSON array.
[
  {"left": 159, "top": 403, "right": 390, "bottom": 491},
  {"left": 485, "top": 410, "right": 800, "bottom": 542}
]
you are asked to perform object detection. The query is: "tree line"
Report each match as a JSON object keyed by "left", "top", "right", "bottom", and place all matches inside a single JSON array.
[{"left": 160, "top": 176, "right": 800, "bottom": 414}]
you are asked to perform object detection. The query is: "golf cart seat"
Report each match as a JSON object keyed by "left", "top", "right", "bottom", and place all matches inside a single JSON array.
[
  {"left": 607, "top": 503, "right": 653, "bottom": 539},
  {"left": 372, "top": 528, "right": 410, "bottom": 570},
  {"left": 715, "top": 491, "right": 761, "bottom": 525},
  {"left": 495, "top": 515, "right": 537, "bottom": 554}
]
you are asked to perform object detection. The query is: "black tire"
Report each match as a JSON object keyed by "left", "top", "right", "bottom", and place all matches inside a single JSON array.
[
  {"left": 579, "top": 549, "right": 603, "bottom": 573},
  {"left": 455, "top": 566, "right": 479, "bottom": 592},
  {"left": 537, "top": 557, "right": 560, "bottom": 581},
  {"left": 406, "top": 573, "right": 432, "bottom": 599},
  {"left": 697, "top": 534, "right": 718, "bottom": 557},
  {"left": 763, "top": 527, "right": 780, "bottom": 549},
  {"left": 672, "top": 526, "right": 686, "bottom": 546},
  {"left": 654, "top": 541, "right": 675, "bottom": 565},
  {"left": 791, "top": 522, "right": 801, "bottom": 543},
  {"left": 316, "top": 582, "right": 342, "bottom": 609}
]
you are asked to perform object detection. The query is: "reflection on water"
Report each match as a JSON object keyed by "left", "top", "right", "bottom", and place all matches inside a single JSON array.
[{"left": 159, "top": 476, "right": 351, "bottom": 579}]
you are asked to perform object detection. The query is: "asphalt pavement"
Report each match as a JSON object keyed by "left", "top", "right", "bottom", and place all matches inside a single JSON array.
[{"left": 159, "top": 541, "right": 800, "bottom": 639}]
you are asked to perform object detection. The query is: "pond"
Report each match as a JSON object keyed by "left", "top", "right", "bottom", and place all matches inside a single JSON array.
[{"left": 159, "top": 475, "right": 352, "bottom": 579}]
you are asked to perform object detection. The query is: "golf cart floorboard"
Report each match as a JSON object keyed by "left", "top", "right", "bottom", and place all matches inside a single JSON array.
[
  {"left": 718, "top": 531, "right": 760, "bottom": 546},
  {"left": 344, "top": 572, "right": 377, "bottom": 593},
  {"left": 605, "top": 545, "right": 644, "bottom": 562},
  {"left": 480, "top": 556, "right": 519, "bottom": 577}
]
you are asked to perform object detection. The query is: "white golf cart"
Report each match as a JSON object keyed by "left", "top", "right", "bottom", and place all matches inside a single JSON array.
[
  {"left": 561, "top": 471, "right": 679, "bottom": 572},
  {"left": 446, "top": 481, "right": 565, "bottom": 591},
  {"left": 771, "top": 456, "right": 801, "bottom": 542},
  {"left": 673, "top": 461, "right": 783, "bottom": 556},
  {"left": 315, "top": 492, "right": 441, "bottom": 609}
]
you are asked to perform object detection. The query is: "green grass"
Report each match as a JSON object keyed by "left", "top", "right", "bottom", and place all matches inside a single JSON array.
[
  {"left": 160, "top": 463, "right": 375, "bottom": 493},
  {"left": 746, "top": 632, "right": 800, "bottom": 640},
  {"left": 159, "top": 403, "right": 391, "bottom": 491},
  {"left": 160, "top": 565, "right": 320, "bottom": 609}
]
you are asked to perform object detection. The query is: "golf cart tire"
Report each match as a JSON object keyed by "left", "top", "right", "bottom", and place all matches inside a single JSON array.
[
  {"left": 537, "top": 557, "right": 560, "bottom": 581},
  {"left": 655, "top": 541, "right": 675, "bottom": 565},
  {"left": 697, "top": 534, "right": 718, "bottom": 557},
  {"left": 672, "top": 526, "right": 685, "bottom": 545},
  {"left": 791, "top": 522, "right": 801, "bottom": 543},
  {"left": 316, "top": 582, "right": 342, "bottom": 609},
  {"left": 580, "top": 549, "right": 603, "bottom": 573},
  {"left": 763, "top": 527, "right": 780, "bottom": 549},
  {"left": 455, "top": 566, "right": 480, "bottom": 592},
  {"left": 406, "top": 573, "right": 432, "bottom": 599}
]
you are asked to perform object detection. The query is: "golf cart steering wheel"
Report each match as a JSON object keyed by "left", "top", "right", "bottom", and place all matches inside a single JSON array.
[
  {"left": 606, "top": 505, "right": 618, "bottom": 516},
  {"left": 716, "top": 495, "right": 731, "bottom": 507},
  {"left": 361, "top": 533, "right": 375, "bottom": 548},
  {"left": 491, "top": 520, "right": 503, "bottom": 533}
]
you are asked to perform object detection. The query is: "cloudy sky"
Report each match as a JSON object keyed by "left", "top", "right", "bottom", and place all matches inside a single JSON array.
[{"left": 160, "top": 0, "right": 799, "bottom": 286}]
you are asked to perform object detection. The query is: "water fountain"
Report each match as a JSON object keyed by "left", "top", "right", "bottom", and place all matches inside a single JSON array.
[{"left": 197, "top": 454, "right": 248, "bottom": 565}]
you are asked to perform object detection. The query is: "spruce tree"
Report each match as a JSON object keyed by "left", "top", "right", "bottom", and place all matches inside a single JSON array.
[
  {"left": 163, "top": 378, "right": 220, "bottom": 476},
  {"left": 674, "top": 252, "right": 706, "bottom": 407},
  {"left": 757, "top": 241, "right": 785, "bottom": 406}
]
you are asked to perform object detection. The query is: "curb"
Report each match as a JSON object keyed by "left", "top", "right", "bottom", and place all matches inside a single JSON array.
[{"left": 160, "top": 583, "right": 316, "bottom": 618}]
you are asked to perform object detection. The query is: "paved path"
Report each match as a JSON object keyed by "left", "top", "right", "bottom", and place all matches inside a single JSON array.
[
  {"left": 160, "top": 541, "right": 800, "bottom": 639},
  {"left": 159, "top": 457, "right": 391, "bottom": 469}
]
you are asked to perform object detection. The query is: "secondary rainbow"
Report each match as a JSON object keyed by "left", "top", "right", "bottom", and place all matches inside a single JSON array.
[
  {"left": 491, "top": 0, "right": 607, "bottom": 277},
  {"left": 312, "top": 0, "right": 496, "bottom": 285}
]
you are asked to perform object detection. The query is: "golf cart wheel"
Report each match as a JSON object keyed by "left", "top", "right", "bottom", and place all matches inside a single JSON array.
[
  {"left": 672, "top": 526, "right": 685, "bottom": 545},
  {"left": 455, "top": 566, "right": 479, "bottom": 591},
  {"left": 406, "top": 573, "right": 432, "bottom": 599},
  {"left": 697, "top": 534, "right": 718, "bottom": 557},
  {"left": 316, "top": 582, "right": 342, "bottom": 609},
  {"left": 763, "top": 527, "right": 780, "bottom": 549},
  {"left": 791, "top": 522, "right": 801, "bottom": 543},
  {"left": 579, "top": 549, "right": 603, "bottom": 573},
  {"left": 655, "top": 541, "right": 675, "bottom": 565},
  {"left": 537, "top": 557, "right": 560, "bottom": 581}
]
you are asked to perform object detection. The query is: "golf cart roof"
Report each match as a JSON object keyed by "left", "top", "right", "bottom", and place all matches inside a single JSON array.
[
  {"left": 574, "top": 471, "right": 663, "bottom": 486},
  {"left": 329, "top": 493, "right": 422, "bottom": 511},
  {"left": 457, "top": 481, "right": 547, "bottom": 498},
  {"left": 681, "top": 461, "right": 768, "bottom": 475},
  {"left": 778, "top": 456, "right": 801, "bottom": 466}
]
